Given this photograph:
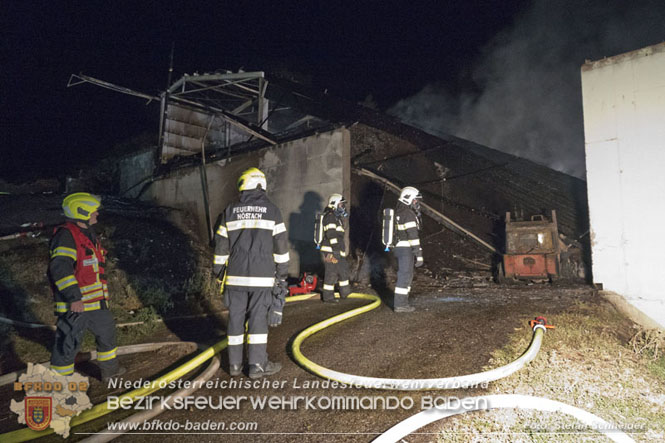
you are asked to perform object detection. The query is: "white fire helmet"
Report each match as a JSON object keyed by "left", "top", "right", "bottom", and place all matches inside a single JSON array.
[
  {"left": 328, "top": 193, "right": 348, "bottom": 217},
  {"left": 398, "top": 186, "right": 422, "bottom": 205},
  {"left": 328, "top": 193, "right": 345, "bottom": 209}
]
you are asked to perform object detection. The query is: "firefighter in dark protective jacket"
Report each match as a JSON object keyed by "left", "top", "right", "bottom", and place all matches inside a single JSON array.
[
  {"left": 213, "top": 168, "right": 290, "bottom": 379},
  {"left": 49, "top": 193, "right": 124, "bottom": 381},
  {"left": 320, "top": 194, "right": 351, "bottom": 303},
  {"left": 392, "top": 186, "right": 424, "bottom": 313}
]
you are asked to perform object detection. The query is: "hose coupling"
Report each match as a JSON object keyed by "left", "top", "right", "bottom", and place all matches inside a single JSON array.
[{"left": 529, "top": 316, "right": 555, "bottom": 332}]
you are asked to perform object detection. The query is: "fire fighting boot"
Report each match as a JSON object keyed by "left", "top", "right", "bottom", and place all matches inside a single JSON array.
[
  {"left": 393, "top": 294, "right": 415, "bottom": 313},
  {"left": 229, "top": 364, "right": 242, "bottom": 377},
  {"left": 102, "top": 366, "right": 127, "bottom": 383},
  {"left": 322, "top": 297, "right": 339, "bottom": 304},
  {"left": 248, "top": 361, "right": 282, "bottom": 379}
]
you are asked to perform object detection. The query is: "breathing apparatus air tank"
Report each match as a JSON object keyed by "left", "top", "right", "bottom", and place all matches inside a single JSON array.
[
  {"left": 382, "top": 208, "right": 395, "bottom": 251},
  {"left": 314, "top": 212, "right": 324, "bottom": 249}
]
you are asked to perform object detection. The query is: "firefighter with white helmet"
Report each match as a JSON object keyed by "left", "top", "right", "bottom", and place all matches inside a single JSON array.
[
  {"left": 49, "top": 193, "right": 124, "bottom": 381},
  {"left": 391, "top": 186, "right": 424, "bottom": 312},
  {"left": 213, "top": 168, "right": 290, "bottom": 378},
  {"left": 319, "top": 193, "right": 351, "bottom": 303}
]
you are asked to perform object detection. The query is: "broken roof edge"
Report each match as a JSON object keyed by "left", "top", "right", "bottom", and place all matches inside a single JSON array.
[
  {"left": 154, "top": 122, "right": 347, "bottom": 177},
  {"left": 164, "top": 95, "right": 277, "bottom": 145},
  {"left": 167, "top": 71, "right": 265, "bottom": 93},
  {"left": 69, "top": 69, "right": 584, "bottom": 188}
]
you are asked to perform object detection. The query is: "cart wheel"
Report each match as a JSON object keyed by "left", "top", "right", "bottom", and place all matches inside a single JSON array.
[{"left": 495, "top": 262, "right": 506, "bottom": 284}]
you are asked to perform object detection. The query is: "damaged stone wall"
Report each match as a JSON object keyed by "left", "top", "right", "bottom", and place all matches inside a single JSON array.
[
  {"left": 118, "top": 148, "right": 157, "bottom": 198},
  {"left": 121, "top": 128, "right": 350, "bottom": 276}
]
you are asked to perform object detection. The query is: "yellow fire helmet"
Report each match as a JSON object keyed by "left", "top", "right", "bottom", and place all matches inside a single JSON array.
[
  {"left": 62, "top": 192, "right": 102, "bottom": 221},
  {"left": 237, "top": 167, "right": 267, "bottom": 191}
]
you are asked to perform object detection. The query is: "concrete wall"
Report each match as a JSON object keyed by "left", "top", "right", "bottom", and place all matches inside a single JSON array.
[
  {"left": 118, "top": 148, "right": 156, "bottom": 198},
  {"left": 142, "top": 128, "right": 350, "bottom": 276},
  {"left": 581, "top": 42, "right": 665, "bottom": 329}
]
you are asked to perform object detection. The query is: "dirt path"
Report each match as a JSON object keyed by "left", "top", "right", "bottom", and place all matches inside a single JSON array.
[{"left": 62, "top": 283, "right": 601, "bottom": 443}]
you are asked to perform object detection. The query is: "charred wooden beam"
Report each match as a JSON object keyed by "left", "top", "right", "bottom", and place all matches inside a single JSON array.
[{"left": 353, "top": 167, "right": 499, "bottom": 254}]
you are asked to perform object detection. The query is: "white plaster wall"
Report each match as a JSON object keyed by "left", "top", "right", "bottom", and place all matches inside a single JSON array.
[{"left": 581, "top": 42, "right": 665, "bottom": 328}]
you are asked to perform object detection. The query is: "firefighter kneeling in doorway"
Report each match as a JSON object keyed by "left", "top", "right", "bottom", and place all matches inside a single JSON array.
[
  {"left": 49, "top": 193, "right": 125, "bottom": 382},
  {"left": 214, "top": 168, "right": 289, "bottom": 379},
  {"left": 319, "top": 194, "right": 351, "bottom": 303},
  {"left": 392, "top": 186, "right": 424, "bottom": 313}
]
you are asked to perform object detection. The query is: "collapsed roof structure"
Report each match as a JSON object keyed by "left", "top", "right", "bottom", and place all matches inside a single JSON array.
[
  {"left": 69, "top": 71, "right": 335, "bottom": 163},
  {"left": 68, "top": 70, "right": 589, "bottom": 279}
]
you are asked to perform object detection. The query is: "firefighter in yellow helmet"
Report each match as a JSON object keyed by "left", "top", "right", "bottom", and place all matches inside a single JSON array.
[
  {"left": 213, "top": 168, "right": 290, "bottom": 378},
  {"left": 49, "top": 193, "right": 125, "bottom": 382}
]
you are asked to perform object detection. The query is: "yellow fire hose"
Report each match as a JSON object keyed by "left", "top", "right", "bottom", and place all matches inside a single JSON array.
[
  {"left": 3, "top": 339, "right": 228, "bottom": 442},
  {"left": 0, "top": 342, "right": 199, "bottom": 387},
  {"left": 291, "top": 294, "right": 549, "bottom": 390},
  {"left": 81, "top": 354, "right": 222, "bottom": 443},
  {"left": 2, "top": 293, "right": 325, "bottom": 442},
  {"left": 3, "top": 292, "right": 547, "bottom": 441}
]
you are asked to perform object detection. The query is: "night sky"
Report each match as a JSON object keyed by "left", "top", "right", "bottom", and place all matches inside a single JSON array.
[{"left": 2, "top": 0, "right": 664, "bottom": 182}]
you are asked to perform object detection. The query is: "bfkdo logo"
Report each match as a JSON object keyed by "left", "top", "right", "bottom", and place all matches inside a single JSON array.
[{"left": 25, "top": 397, "right": 52, "bottom": 431}]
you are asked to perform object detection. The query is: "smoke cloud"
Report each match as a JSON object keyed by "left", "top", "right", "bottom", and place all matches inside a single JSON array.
[{"left": 388, "top": 0, "right": 665, "bottom": 179}]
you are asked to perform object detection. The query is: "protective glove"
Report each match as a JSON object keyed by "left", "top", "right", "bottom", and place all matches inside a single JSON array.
[
  {"left": 268, "top": 309, "right": 283, "bottom": 327},
  {"left": 415, "top": 255, "right": 424, "bottom": 268},
  {"left": 268, "top": 294, "right": 285, "bottom": 327},
  {"left": 272, "top": 279, "right": 288, "bottom": 299}
]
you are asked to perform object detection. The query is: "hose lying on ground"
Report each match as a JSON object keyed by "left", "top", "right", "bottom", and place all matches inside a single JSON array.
[
  {"left": 291, "top": 293, "right": 548, "bottom": 390},
  {"left": 3, "top": 339, "right": 227, "bottom": 443},
  {"left": 373, "top": 394, "right": 635, "bottom": 443},
  {"left": 0, "top": 312, "right": 225, "bottom": 331},
  {"left": 1, "top": 297, "right": 325, "bottom": 441},
  {"left": 2, "top": 293, "right": 548, "bottom": 441},
  {"left": 0, "top": 342, "right": 198, "bottom": 387},
  {"left": 79, "top": 354, "right": 221, "bottom": 443}
]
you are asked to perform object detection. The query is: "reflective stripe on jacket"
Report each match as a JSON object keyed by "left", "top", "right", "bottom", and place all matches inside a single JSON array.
[
  {"left": 213, "top": 190, "right": 290, "bottom": 289},
  {"left": 50, "top": 222, "right": 108, "bottom": 313},
  {"left": 393, "top": 203, "right": 423, "bottom": 258},
  {"left": 319, "top": 208, "right": 347, "bottom": 257}
]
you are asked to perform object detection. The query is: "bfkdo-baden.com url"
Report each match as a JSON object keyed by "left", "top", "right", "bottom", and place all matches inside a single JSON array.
[{"left": 96, "top": 419, "right": 258, "bottom": 433}]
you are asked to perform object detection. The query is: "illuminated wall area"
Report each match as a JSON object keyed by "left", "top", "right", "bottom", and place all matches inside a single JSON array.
[
  {"left": 143, "top": 128, "right": 350, "bottom": 277},
  {"left": 581, "top": 42, "right": 665, "bottom": 328}
]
